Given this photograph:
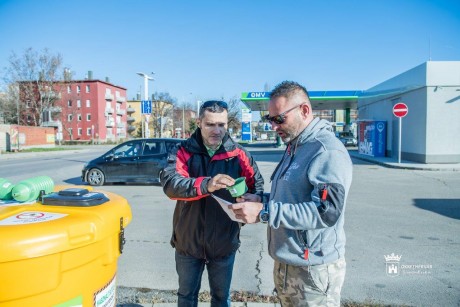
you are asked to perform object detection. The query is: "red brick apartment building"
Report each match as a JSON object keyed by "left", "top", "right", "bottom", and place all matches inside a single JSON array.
[{"left": 40, "top": 78, "right": 128, "bottom": 143}]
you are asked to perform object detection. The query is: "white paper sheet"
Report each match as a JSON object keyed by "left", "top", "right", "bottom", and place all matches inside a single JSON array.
[{"left": 211, "top": 194, "right": 244, "bottom": 223}]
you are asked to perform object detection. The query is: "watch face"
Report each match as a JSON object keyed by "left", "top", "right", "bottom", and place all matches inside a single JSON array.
[{"left": 260, "top": 211, "right": 269, "bottom": 222}]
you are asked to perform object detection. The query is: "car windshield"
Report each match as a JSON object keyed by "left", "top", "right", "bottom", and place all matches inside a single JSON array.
[
  {"left": 339, "top": 132, "right": 354, "bottom": 137},
  {"left": 113, "top": 143, "right": 141, "bottom": 157}
]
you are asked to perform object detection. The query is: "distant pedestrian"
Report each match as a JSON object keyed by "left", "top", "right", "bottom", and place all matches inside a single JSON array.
[
  {"left": 161, "top": 100, "right": 265, "bottom": 307},
  {"left": 231, "top": 81, "right": 353, "bottom": 306}
]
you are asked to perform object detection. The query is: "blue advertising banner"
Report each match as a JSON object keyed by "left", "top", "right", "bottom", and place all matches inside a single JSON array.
[
  {"left": 242, "top": 122, "right": 251, "bottom": 141},
  {"left": 358, "top": 121, "right": 386, "bottom": 157}
]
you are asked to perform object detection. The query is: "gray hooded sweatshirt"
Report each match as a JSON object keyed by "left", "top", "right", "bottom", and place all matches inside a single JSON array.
[{"left": 267, "top": 117, "right": 353, "bottom": 267}]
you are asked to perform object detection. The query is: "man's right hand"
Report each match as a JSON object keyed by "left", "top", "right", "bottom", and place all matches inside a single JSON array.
[
  {"left": 207, "top": 174, "right": 235, "bottom": 193},
  {"left": 229, "top": 202, "right": 263, "bottom": 224}
]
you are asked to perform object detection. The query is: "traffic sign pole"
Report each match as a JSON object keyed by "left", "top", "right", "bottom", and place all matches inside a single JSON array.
[
  {"left": 393, "top": 103, "right": 408, "bottom": 163},
  {"left": 398, "top": 117, "right": 402, "bottom": 163}
]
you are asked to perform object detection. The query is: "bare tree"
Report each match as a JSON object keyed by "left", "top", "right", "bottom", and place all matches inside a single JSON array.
[
  {"left": 0, "top": 84, "right": 19, "bottom": 124},
  {"left": 151, "top": 91, "right": 176, "bottom": 137},
  {"left": 2, "top": 48, "right": 66, "bottom": 126},
  {"left": 226, "top": 96, "right": 242, "bottom": 132}
]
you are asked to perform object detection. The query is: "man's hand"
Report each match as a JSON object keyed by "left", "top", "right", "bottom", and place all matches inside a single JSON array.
[
  {"left": 230, "top": 202, "right": 263, "bottom": 224},
  {"left": 207, "top": 174, "right": 235, "bottom": 193}
]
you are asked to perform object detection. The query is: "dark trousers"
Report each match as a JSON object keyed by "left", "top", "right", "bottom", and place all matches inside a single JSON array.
[{"left": 175, "top": 251, "right": 236, "bottom": 307}]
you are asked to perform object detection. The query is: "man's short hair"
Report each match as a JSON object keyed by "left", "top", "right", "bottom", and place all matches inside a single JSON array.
[
  {"left": 270, "top": 81, "right": 310, "bottom": 101},
  {"left": 199, "top": 100, "right": 228, "bottom": 119}
]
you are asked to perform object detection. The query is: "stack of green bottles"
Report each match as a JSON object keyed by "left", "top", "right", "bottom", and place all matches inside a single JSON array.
[{"left": 0, "top": 176, "right": 54, "bottom": 202}]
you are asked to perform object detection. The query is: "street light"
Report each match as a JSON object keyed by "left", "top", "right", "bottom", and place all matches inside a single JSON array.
[
  {"left": 136, "top": 72, "right": 154, "bottom": 138},
  {"left": 196, "top": 100, "right": 202, "bottom": 118}
]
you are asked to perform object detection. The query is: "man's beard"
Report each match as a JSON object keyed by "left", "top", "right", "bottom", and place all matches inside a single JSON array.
[{"left": 279, "top": 127, "right": 298, "bottom": 143}]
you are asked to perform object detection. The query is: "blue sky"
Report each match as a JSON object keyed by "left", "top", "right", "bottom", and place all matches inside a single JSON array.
[{"left": 0, "top": 0, "right": 459, "bottom": 104}]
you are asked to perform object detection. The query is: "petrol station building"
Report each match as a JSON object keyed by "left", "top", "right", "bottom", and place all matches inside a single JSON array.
[{"left": 241, "top": 61, "right": 460, "bottom": 164}]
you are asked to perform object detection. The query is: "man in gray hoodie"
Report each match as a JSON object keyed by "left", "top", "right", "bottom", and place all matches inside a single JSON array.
[{"left": 231, "top": 81, "right": 353, "bottom": 306}]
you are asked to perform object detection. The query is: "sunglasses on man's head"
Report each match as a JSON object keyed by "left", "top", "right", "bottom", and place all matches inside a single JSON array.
[
  {"left": 263, "top": 104, "right": 301, "bottom": 125},
  {"left": 200, "top": 100, "right": 228, "bottom": 110}
]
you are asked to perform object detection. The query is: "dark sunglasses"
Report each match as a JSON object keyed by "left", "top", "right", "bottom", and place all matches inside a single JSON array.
[
  {"left": 263, "top": 104, "right": 301, "bottom": 125},
  {"left": 200, "top": 100, "right": 228, "bottom": 110}
]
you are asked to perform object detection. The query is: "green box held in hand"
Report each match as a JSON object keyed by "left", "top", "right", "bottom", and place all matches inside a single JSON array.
[{"left": 226, "top": 177, "right": 248, "bottom": 197}]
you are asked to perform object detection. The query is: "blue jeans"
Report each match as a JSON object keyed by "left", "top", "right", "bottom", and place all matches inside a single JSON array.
[{"left": 175, "top": 251, "right": 236, "bottom": 307}]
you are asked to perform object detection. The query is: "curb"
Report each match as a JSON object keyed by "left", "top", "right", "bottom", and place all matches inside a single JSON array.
[{"left": 349, "top": 153, "right": 460, "bottom": 171}]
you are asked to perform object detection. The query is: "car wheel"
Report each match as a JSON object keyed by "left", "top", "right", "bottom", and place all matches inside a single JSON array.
[{"left": 87, "top": 168, "right": 105, "bottom": 186}]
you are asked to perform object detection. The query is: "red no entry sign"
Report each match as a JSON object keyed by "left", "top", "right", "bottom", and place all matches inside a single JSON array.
[{"left": 393, "top": 103, "right": 408, "bottom": 118}]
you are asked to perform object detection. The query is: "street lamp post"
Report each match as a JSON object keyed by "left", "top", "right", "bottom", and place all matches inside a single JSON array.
[
  {"left": 196, "top": 100, "right": 202, "bottom": 118},
  {"left": 136, "top": 72, "right": 154, "bottom": 138},
  {"left": 182, "top": 104, "right": 185, "bottom": 138}
]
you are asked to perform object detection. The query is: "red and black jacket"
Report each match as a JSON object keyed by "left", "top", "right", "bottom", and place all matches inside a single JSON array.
[{"left": 161, "top": 129, "right": 264, "bottom": 260}]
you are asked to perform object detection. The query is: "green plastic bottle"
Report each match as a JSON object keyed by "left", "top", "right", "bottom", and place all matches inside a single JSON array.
[
  {"left": 12, "top": 176, "right": 54, "bottom": 202},
  {"left": 0, "top": 178, "right": 15, "bottom": 200}
]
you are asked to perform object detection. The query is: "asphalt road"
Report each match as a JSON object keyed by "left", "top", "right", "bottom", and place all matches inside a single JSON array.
[{"left": 1, "top": 147, "right": 459, "bottom": 306}]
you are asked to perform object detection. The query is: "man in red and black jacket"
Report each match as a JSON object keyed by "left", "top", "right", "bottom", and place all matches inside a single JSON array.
[{"left": 161, "top": 100, "right": 264, "bottom": 307}]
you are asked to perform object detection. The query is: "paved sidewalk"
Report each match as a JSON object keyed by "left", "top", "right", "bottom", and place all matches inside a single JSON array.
[{"left": 347, "top": 149, "right": 460, "bottom": 171}]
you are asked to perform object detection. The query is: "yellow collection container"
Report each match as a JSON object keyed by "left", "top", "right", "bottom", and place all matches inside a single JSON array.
[{"left": 0, "top": 186, "right": 132, "bottom": 307}]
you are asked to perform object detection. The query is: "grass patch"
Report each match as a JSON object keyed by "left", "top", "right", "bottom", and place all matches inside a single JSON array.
[{"left": 3, "top": 147, "right": 82, "bottom": 154}]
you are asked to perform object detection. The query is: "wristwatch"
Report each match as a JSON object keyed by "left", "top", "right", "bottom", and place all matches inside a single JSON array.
[{"left": 259, "top": 202, "right": 269, "bottom": 223}]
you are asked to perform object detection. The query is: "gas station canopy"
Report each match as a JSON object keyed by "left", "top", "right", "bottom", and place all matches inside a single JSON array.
[{"left": 240, "top": 91, "right": 363, "bottom": 111}]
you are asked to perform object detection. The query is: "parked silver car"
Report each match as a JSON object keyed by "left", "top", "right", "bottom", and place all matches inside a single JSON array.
[{"left": 335, "top": 131, "right": 357, "bottom": 147}]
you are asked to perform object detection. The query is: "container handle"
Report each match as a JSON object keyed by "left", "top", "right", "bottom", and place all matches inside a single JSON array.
[{"left": 119, "top": 217, "right": 126, "bottom": 254}]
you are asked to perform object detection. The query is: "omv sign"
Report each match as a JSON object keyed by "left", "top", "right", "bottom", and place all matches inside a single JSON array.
[{"left": 242, "top": 92, "right": 271, "bottom": 99}]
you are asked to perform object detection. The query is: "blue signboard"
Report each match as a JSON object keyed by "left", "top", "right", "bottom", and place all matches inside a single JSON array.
[
  {"left": 241, "top": 122, "right": 251, "bottom": 141},
  {"left": 358, "top": 121, "right": 386, "bottom": 157},
  {"left": 141, "top": 100, "right": 152, "bottom": 114}
]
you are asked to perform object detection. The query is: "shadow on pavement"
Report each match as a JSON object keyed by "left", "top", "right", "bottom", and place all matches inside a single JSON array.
[
  {"left": 64, "top": 177, "right": 86, "bottom": 185},
  {"left": 413, "top": 198, "right": 460, "bottom": 220}
]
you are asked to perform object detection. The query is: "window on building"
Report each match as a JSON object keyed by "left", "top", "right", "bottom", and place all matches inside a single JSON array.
[
  {"left": 105, "top": 88, "right": 111, "bottom": 95},
  {"left": 26, "top": 101, "right": 32, "bottom": 108},
  {"left": 68, "top": 100, "right": 72, "bottom": 107},
  {"left": 87, "top": 114, "right": 91, "bottom": 121},
  {"left": 116, "top": 90, "right": 120, "bottom": 97},
  {"left": 78, "top": 128, "right": 82, "bottom": 136},
  {"left": 86, "top": 99, "right": 91, "bottom": 107},
  {"left": 67, "top": 85, "right": 71, "bottom": 93},
  {"left": 77, "top": 100, "right": 81, "bottom": 108},
  {"left": 77, "top": 85, "right": 81, "bottom": 93},
  {"left": 87, "top": 128, "right": 91, "bottom": 136},
  {"left": 69, "top": 128, "right": 72, "bottom": 136},
  {"left": 86, "top": 85, "right": 90, "bottom": 93},
  {"left": 68, "top": 114, "right": 73, "bottom": 121},
  {"left": 77, "top": 114, "right": 82, "bottom": 121}
]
